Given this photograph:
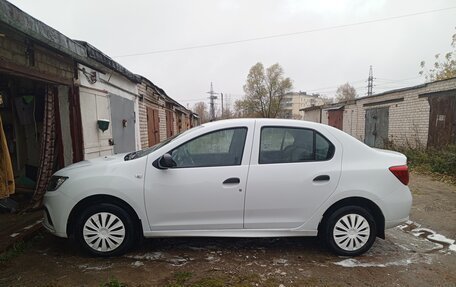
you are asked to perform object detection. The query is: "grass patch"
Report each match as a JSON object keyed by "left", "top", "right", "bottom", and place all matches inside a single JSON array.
[
  {"left": 0, "top": 232, "right": 45, "bottom": 265},
  {"left": 100, "top": 277, "right": 127, "bottom": 287},
  {"left": 0, "top": 241, "right": 28, "bottom": 263}
]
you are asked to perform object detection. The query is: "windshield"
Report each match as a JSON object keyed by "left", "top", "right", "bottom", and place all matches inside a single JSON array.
[{"left": 124, "top": 126, "right": 203, "bottom": 161}]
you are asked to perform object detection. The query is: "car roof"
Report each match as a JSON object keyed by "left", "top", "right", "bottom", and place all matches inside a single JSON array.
[{"left": 200, "top": 118, "right": 327, "bottom": 129}]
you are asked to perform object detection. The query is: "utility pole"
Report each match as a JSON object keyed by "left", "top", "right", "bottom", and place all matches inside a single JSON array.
[
  {"left": 221, "top": 93, "right": 224, "bottom": 119},
  {"left": 208, "top": 83, "right": 217, "bottom": 121},
  {"left": 207, "top": 82, "right": 218, "bottom": 121},
  {"left": 367, "top": 65, "right": 374, "bottom": 97}
]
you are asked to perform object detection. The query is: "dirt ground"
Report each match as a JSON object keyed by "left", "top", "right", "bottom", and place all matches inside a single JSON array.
[{"left": 0, "top": 172, "right": 455, "bottom": 287}]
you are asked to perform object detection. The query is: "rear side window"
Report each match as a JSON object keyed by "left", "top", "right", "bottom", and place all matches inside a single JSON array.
[{"left": 259, "top": 127, "right": 334, "bottom": 164}]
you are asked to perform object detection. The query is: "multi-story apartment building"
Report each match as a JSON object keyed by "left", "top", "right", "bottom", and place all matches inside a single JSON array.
[{"left": 281, "top": 92, "right": 326, "bottom": 119}]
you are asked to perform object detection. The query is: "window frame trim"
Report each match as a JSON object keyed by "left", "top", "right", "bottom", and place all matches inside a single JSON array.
[
  {"left": 164, "top": 126, "right": 249, "bottom": 169},
  {"left": 258, "top": 126, "right": 335, "bottom": 165}
]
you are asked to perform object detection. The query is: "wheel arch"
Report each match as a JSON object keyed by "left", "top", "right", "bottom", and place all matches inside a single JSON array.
[
  {"left": 66, "top": 194, "right": 143, "bottom": 239},
  {"left": 318, "top": 196, "right": 385, "bottom": 239}
]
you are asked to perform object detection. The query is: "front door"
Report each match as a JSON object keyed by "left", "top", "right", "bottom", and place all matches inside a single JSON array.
[
  {"left": 244, "top": 125, "right": 342, "bottom": 229},
  {"left": 145, "top": 124, "right": 253, "bottom": 230}
]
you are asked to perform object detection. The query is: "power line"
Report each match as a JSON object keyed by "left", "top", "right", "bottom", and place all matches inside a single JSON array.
[
  {"left": 304, "top": 79, "right": 367, "bottom": 93},
  {"left": 112, "top": 6, "right": 456, "bottom": 58}
]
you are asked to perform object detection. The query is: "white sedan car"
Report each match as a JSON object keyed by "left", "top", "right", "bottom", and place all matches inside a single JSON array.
[{"left": 43, "top": 119, "right": 412, "bottom": 257}]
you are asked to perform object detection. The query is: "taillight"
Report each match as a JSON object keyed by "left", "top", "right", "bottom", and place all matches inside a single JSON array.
[{"left": 389, "top": 165, "right": 409, "bottom": 185}]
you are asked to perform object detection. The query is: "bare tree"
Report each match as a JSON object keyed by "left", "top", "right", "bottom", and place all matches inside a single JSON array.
[
  {"left": 235, "top": 62, "right": 293, "bottom": 118},
  {"left": 335, "top": 83, "right": 357, "bottom": 102},
  {"left": 420, "top": 27, "right": 456, "bottom": 81},
  {"left": 193, "top": 102, "right": 209, "bottom": 123}
]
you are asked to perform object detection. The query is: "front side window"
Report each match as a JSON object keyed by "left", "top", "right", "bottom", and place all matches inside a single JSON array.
[
  {"left": 170, "top": 128, "right": 247, "bottom": 168},
  {"left": 259, "top": 127, "right": 334, "bottom": 164}
]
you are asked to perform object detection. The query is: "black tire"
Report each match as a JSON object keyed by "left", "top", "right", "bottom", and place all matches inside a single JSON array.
[
  {"left": 323, "top": 205, "right": 377, "bottom": 256},
  {"left": 74, "top": 203, "right": 136, "bottom": 257}
]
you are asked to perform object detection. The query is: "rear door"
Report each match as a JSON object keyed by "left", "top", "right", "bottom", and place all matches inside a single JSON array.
[{"left": 244, "top": 123, "right": 342, "bottom": 229}]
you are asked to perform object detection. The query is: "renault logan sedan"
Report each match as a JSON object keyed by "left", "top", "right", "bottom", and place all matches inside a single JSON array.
[{"left": 43, "top": 119, "right": 412, "bottom": 257}]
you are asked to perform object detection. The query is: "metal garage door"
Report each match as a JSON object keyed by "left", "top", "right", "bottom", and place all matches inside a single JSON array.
[
  {"left": 110, "top": 94, "right": 135, "bottom": 153},
  {"left": 427, "top": 93, "right": 456, "bottom": 148},
  {"left": 364, "top": 107, "right": 389, "bottom": 148}
]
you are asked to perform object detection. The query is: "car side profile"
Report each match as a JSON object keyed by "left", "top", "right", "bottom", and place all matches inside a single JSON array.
[{"left": 43, "top": 119, "right": 412, "bottom": 257}]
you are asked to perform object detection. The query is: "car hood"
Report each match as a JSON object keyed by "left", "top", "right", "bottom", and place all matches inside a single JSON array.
[{"left": 56, "top": 153, "right": 128, "bottom": 174}]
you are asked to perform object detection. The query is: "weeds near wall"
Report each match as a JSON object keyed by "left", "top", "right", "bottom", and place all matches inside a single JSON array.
[{"left": 396, "top": 145, "right": 456, "bottom": 183}]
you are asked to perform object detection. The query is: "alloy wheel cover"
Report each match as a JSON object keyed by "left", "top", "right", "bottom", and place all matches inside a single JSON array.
[
  {"left": 83, "top": 212, "right": 126, "bottom": 252},
  {"left": 333, "top": 213, "right": 370, "bottom": 251}
]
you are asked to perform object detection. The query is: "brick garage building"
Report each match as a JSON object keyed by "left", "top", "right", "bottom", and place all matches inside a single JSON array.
[
  {"left": 0, "top": 0, "right": 198, "bottom": 205},
  {"left": 314, "top": 77, "right": 456, "bottom": 148}
]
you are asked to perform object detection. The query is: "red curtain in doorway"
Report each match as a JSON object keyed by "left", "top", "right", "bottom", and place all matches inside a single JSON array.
[{"left": 30, "top": 86, "right": 57, "bottom": 209}]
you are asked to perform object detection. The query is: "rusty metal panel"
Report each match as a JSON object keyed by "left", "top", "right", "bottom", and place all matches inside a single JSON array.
[
  {"left": 364, "top": 107, "right": 389, "bottom": 148},
  {"left": 328, "top": 109, "right": 343, "bottom": 130},
  {"left": 147, "top": 107, "right": 160, "bottom": 147},
  {"left": 427, "top": 94, "right": 456, "bottom": 148}
]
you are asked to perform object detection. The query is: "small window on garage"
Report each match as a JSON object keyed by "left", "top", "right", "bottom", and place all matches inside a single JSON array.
[
  {"left": 170, "top": 127, "right": 247, "bottom": 168},
  {"left": 259, "top": 127, "right": 334, "bottom": 164}
]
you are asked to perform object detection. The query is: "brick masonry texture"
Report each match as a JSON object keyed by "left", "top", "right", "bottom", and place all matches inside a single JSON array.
[{"left": 320, "top": 78, "right": 456, "bottom": 148}]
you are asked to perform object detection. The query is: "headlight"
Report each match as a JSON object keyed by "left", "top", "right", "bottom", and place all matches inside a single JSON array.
[{"left": 47, "top": 176, "right": 68, "bottom": 191}]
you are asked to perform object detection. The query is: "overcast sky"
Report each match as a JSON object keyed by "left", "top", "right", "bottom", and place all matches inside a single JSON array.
[{"left": 8, "top": 0, "right": 456, "bottom": 110}]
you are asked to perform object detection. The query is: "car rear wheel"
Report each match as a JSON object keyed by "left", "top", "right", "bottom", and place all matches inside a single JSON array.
[
  {"left": 323, "top": 206, "right": 377, "bottom": 256},
  {"left": 75, "top": 203, "right": 135, "bottom": 257}
]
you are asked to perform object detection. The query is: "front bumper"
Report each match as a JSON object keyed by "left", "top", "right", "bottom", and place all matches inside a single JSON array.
[{"left": 42, "top": 190, "right": 73, "bottom": 238}]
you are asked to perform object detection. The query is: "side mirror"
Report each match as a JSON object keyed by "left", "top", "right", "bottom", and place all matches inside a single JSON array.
[{"left": 157, "top": 153, "right": 177, "bottom": 169}]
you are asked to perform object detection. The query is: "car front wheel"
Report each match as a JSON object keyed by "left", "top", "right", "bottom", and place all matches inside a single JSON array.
[
  {"left": 75, "top": 203, "right": 135, "bottom": 257},
  {"left": 324, "top": 206, "right": 377, "bottom": 256}
]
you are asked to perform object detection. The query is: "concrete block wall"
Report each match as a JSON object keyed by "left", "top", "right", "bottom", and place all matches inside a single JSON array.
[
  {"left": 137, "top": 83, "right": 149, "bottom": 149},
  {"left": 303, "top": 109, "right": 321, "bottom": 123},
  {"left": 342, "top": 103, "right": 359, "bottom": 137},
  {"left": 0, "top": 32, "right": 73, "bottom": 82},
  {"left": 354, "top": 78, "right": 456, "bottom": 148},
  {"left": 321, "top": 110, "right": 329, "bottom": 125},
  {"left": 158, "top": 100, "right": 167, "bottom": 141}
]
